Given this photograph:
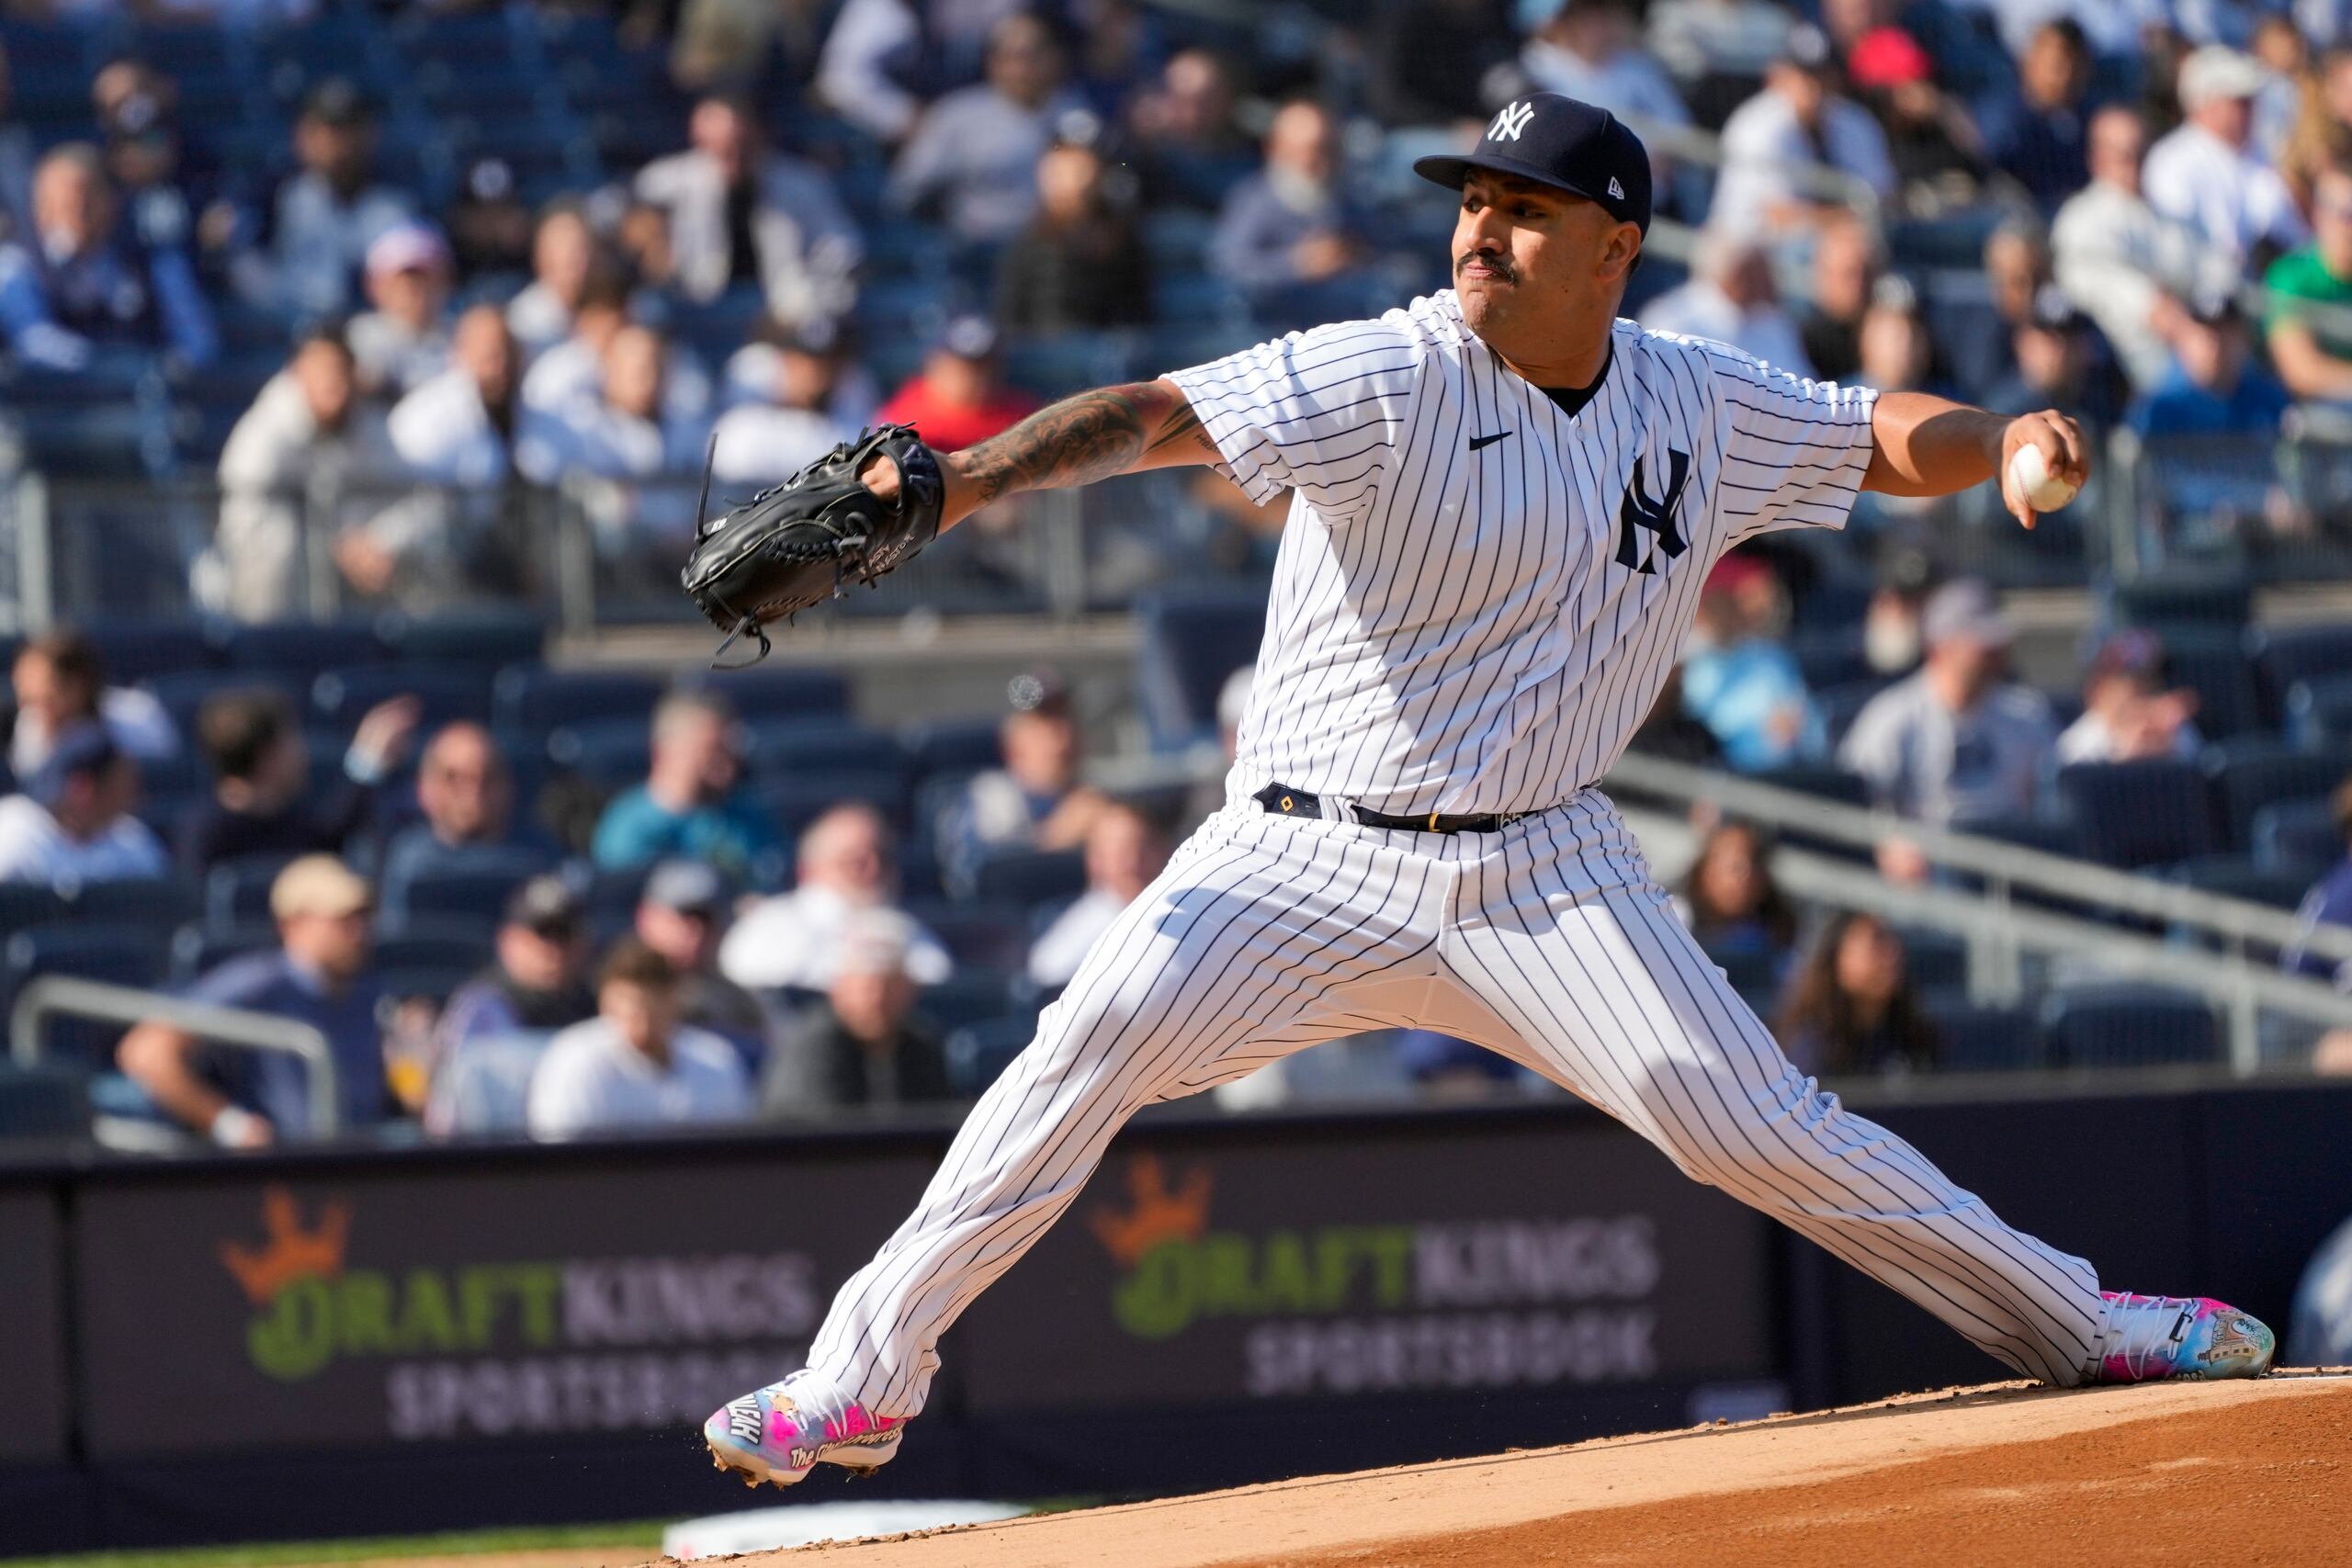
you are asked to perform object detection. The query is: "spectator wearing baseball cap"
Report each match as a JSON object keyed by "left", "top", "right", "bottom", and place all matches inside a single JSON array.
[
  {"left": 871, "top": 314, "right": 1042, "bottom": 454},
  {"left": 430, "top": 874, "right": 597, "bottom": 1068},
  {"left": 1838, "top": 579, "right": 2058, "bottom": 878},
  {"left": 711, "top": 319, "right": 859, "bottom": 488},
  {"left": 1712, "top": 24, "right": 1895, "bottom": 240},
  {"left": 228, "top": 77, "right": 417, "bottom": 319},
  {"left": 0, "top": 722, "right": 167, "bottom": 888},
  {"left": 526, "top": 940, "right": 753, "bottom": 1139},
  {"left": 1845, "top": 26, "right": 1989, "bottom": 218},
  {"left": 2057, "top": 630, "right": 2202, "bottom": 767},
  {"left": 1984, "top": 283, "right": 2125, "bottom": 435},
  {"left": 2127, "top": 299, "right": 2290, "bottom": 445},
  {"left": 764, "top": 908, "right": 953, "bottom": 1116},
  {"left": 2143, "top": 45, "right": 2305, "bottom": 276},
  {"left": 633, "top": 859, "right": 775, "bottom": 1075},
  {"left": 119, "top": 855, "right": 391, "bottom": 1148},
  {"left": 347, "top": 220, "right": 453, "bottom": 397},
  {"left": 939, "top": 668, "right": 1115, "bottom": 897}
]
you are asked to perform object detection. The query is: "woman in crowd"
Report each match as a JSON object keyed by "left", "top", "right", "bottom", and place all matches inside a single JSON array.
[{"left": 1777, "top": 910, "right": 1941, "bottom": 1076}]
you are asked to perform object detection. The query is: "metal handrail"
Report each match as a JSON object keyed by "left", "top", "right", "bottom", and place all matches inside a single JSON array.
[
  {"left": 1601, "top": 750, "right": 2352, "bottom": 965},
  {"left": 9, "top": 976, "right": 340, "bottom": 1137}
]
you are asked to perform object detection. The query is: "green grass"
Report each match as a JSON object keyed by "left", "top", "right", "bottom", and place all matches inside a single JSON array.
[{"left": 0, "top": 1520, "right": 671, "bottom": 1568}]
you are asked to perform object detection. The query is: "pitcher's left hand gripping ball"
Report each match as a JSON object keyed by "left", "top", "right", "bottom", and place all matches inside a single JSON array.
[{"left": 680, "top": 423, "right": 944, "bottom": 665}]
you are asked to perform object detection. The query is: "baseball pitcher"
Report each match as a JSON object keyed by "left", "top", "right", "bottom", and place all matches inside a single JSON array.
[{"left": 687, "top": 95, "right": 2275, "bottom": 1488}]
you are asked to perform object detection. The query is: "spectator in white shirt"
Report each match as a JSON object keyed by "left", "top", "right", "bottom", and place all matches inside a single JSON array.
[
  {"left": 1520, "top": 0, "right": 1689, "bottom": 182},
  {"left": 634, "top": 95, "right": 862, "bottom": 326},
  {"left": 346, "top": 220, "right": 452, "bottom": 398},
  {"left": 505, "top": 201, "right": 597, "bottom": 360},
  {"left": 720, "top": 803, "right": 953, "bottom": 994},
  {"left": 525, "top": 322, "right": 710, "bottom": 543},
  {"left": 526, "top": 940, "right": 752, "bottom": 1139},
  {"left": 0, "top": 724, "right": 167, "bottom": 887},
  {"left": 2143, "top": 45, "right": 2308, "bottom": 276},
  {"left": 389, "top": 303, "right": 520, "bottom": 489},
  {"left": 1712, "top": 24, "right": 1896, "bottom": 242},
  {"left": 1641, "top": 225, "right": 1815, "bottom": 376},
  {"left": 1028, "top": 802, "right": 1170, "bottom": 989},
  {"left": 712, "top": 321, "right": 857, "bottom": 486},
  {"left": 2052, "top": 106, "right": 2233, "bottom": 393},
  {"left": 213, "top": 326, "right": 405, "bottom": 620},
  {"left": 9, "top": 630, "right": 176, "bottom": 782}
]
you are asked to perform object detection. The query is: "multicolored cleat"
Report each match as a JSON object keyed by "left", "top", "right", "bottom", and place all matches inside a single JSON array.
[
  {"left": 704, "top": 1371, "right": 904, "bottom": 1489},
  {"left": 2093, "top": 1292, "right": 2276, "bottom": 1382}
]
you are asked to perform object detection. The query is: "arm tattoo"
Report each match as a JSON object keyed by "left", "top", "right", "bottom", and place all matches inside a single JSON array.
[{"left": 953, "top": 381, "right": 1203, "bottom": 506}]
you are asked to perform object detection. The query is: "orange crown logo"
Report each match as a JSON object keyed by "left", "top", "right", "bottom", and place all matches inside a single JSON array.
[
  {"left": 220, "top": 1186, "right": 351, "bottom": 1305},
  {"left": 1089, "top": 1154, "right": 1212, "bottom": 1268}
]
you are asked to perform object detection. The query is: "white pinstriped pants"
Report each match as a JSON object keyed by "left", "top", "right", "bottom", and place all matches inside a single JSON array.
[{"left": 808, "top": 790, "right": 2107, "bottom": 1415}]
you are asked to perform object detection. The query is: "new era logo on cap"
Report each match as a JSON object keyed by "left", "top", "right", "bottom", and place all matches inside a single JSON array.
[{"left": 1608, "top": 176, "right": 1624, "bottom": 198}]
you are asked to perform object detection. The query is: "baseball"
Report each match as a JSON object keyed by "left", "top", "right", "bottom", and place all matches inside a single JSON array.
[{"left": 2008, "top": 443, "right": 2080, "bottom": 512}]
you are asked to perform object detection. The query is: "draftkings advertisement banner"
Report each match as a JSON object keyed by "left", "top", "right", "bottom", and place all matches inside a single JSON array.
[
  {"left": 956, "top": 1117, "right": 1779, "bottom": 1412},
  {"left": 0, "top": 1187, "right": 67, "bottom": 1462},
  {"left": 72, "top": 1149, "right": 935, "bottom": 1459}
]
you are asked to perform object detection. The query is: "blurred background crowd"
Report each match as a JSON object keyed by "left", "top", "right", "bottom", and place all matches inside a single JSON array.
[{"left": 0, "top": 0, "right": 2348, "bottom": 1169}]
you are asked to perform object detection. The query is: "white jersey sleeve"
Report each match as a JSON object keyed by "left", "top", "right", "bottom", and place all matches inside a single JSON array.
[
  {"left": 1702, "top": 344, "right": 1877, "bottom": 543},
  {"left": 1165, "top": 316, "right": 1425, "bottom": 524}
]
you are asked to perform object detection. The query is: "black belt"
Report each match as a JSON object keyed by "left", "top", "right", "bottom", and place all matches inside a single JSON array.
[{"left": 1253, "top": 782, "right": 1530, "bottom": 835}]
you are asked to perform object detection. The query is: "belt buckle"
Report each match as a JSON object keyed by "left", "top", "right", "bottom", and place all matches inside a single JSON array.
[{"left": 1428, "top": 810, "right": 1440, "bottom": 831}]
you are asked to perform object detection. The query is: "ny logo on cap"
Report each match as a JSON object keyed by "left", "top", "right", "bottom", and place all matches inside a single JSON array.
[
  {"left": 1487, "top": 100, "right": 1534, "bottom": 142},
  {"left": 1608, "top": 176, "right": 1625, "bottom": 199}
]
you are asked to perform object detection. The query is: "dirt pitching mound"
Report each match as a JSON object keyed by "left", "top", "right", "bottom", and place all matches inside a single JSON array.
[{"left": 720, "top": 1371, "right": 2350, "bottom": 1567}]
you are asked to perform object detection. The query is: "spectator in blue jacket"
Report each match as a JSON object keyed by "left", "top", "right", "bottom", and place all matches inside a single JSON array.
[
  {"left": 592, "top": 689, "right": 779, "bottom": 880},
  {"left": 2128, "top": 302, "right": 2292, "bottom": 439},
  {"left": 1679, "top": 554, "right": 1822, "bottom": 773},
  {"left": 118, "top": 855, "right": 390, "bottom": 1147},
  {"left": 377, "top": 722, "right": 554, "bottom": 893},
  {"left": 0, "top": 142, "right": 215, "bottom": 373}
]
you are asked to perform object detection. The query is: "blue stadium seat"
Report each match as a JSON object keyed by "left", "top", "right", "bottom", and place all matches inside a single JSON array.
[
  {"left": 2055, "top": 759, "right": 2218, "bottom": 868},
  {"left": 904, "top": 898, "right": 1031, "bottom": 971},
  {"left": 377, "top": 964, "right": 479, "bottom": 1005},
  {"left": 141, "top": 668, "right": 310, "bottom": 737},
  {"left": 917, "top": 970, "right": 1022, "bottom": 1033},
  {"left": 494, "top": 668, "right": 666, "bottom": 731},
  {"left": 691, "top": 670, "right": 850, "bottom": 721},
  {"left": 204, "top": 853, "right": 300, "bottom": 934},
  {"left": 1136, "top": 587, "right": 1267, "bottom": 751},
  {"left": 378, "top": 607, "right": 548, "bottom": 668},
  {"left": 219, "top": 620, "right": 390, "bottom": 678},
  {"left": 2252, "top": 797, "right": 2340, "bottom": 875},
  {"left": 2041, "top": 983, "right": 2221, "bottom": 1068},
  {"left": 1960, "top": 813, "right": 2085, "bottom": 858},
  {"left": 899, "top": 716, "right": 1003, "bottom": 781},
  {"left": 2254, "top": 624, "right": 2352, "bottom": 723},
  {"left": 374, "top": 926, "right": 494, "bottom": 974},
  {"left": 944, "top": 1013, "right": 1037, "bottom": 1098},
  {"left": 0, "top": 886, "right": 66, "bottom": 938},
  {"left": 1921, "top": 995, "right": 2042, "bottom": 1072},
  {"left": 741, "top": 717, "right": 904, "bottom": 779},
  {"left": 0, "top": 1063, "right": 87, "bottom": 1139},
  {"left": 1893, "top": 926, "right": 1968, "bottom": 990},
  {"left": 60, "top": 876, "right": 201, "bottom": 932},
  {"left": 544, "top": 720, "right": 649, "bottom": 786},
  {"left": 2166, "top": 854, "right": 2313, "bottom": 911},
  {"left": 2142, "top": 625, "right": 2260, "bottom": 739},
  {"left": 2285, "top": 673, "right": 2352, "bottom": 748},
  {"left": 171, "top": 921, "right": 276, "bottom": 985},
  {"left": 972, "top": 846, "right": 1087, "bottom": 907},
  {"left": 379, "top": 846, "right": 552, "bottom": 934},
  {"left": 1789, "top": 626, "right": 1871, "bottom": 690},
  {"left": 746, "top": 772, "right": 910, "bottom": 838},
  {"left": 312, "top": 663, "right": 495, "bottom": 733},
  {"left": 72, "top": 617, "right": 217, "bottom": 683},
  {"left": 2109, "top": 576, "right": 2253, "bottom": 631},
  {"left": 2199, "top": 739, "right": 2351, "bottom": 852}
]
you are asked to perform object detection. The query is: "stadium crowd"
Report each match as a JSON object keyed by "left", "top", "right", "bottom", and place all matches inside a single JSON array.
[{"left": 0, "top": 0, "right": 2350, "bottom": 1146}]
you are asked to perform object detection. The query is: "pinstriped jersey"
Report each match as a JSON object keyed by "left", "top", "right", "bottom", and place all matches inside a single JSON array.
[{"left": 1166, "top": 289, "right": 1878, "bottom": 817}]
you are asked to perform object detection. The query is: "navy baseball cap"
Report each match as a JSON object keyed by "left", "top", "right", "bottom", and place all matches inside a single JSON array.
[{"left": 1414, "top": 93, "right": 1651, "bottom": 235}]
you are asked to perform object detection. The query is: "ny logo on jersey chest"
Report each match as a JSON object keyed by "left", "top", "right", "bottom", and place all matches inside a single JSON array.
[{"left": 1615, "top": 448, "right": 1691, "bottom": 575}]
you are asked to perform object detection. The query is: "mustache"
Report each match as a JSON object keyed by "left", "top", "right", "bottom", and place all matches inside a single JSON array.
[{"left": 1456, "top": 249, "right": 1515, "bottom": 281}]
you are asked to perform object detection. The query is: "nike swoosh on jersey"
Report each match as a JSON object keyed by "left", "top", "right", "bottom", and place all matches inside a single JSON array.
[{"left": 1468, "top": 431, "right": 1513, "bottom": 451}]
